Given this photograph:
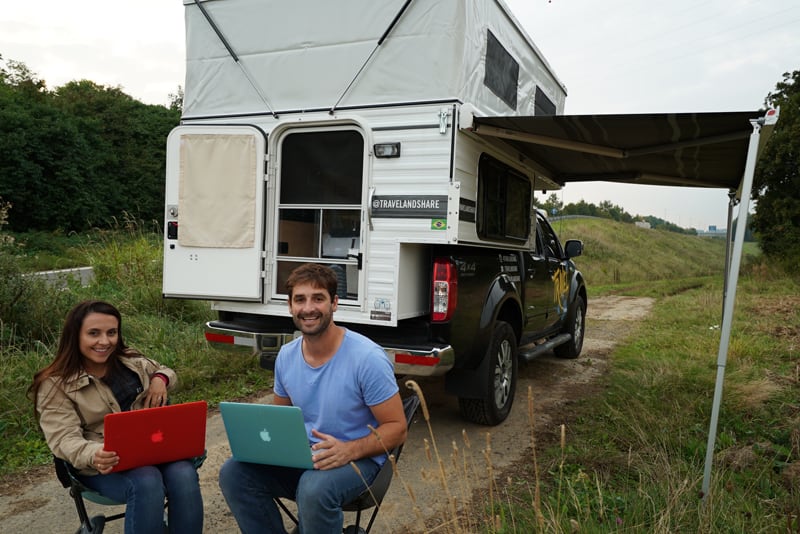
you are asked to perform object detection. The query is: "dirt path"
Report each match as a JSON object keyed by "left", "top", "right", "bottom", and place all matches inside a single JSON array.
[{"left": 0, "top": 296, "right": 653, "bottom": 533}]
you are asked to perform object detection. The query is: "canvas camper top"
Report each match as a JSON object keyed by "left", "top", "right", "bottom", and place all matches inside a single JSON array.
[{"left": 181, "top": 0, "right": 567, "bottom": 118}]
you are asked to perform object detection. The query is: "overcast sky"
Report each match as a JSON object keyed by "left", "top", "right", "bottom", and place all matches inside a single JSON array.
[{"left": 2, "top": 0, "right": 798, "bottom": 230}]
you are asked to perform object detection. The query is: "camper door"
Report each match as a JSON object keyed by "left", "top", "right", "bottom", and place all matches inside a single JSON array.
[
  {"left": 163, "top": 125, "right": 266, "bottom": 300},
  {"left": 270, "top": 127, "right": 366, "bottom": 303}
]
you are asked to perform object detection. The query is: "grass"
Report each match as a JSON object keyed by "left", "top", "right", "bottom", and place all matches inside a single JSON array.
[
  {"left": 1, "top": 216, "right": 798, "bottom": 532},
  {"left": 551, "top": 217, "right": 733, "bottom": 291},
  {"left": 399, "top": 261, "right": 798, "bottom": 533},
  {"left": 6, "top": 229, "right": 94, "bottom": 271}
]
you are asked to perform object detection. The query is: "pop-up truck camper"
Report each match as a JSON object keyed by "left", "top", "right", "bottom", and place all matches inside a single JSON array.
[{"left": 163, "top": 0, "right": 774, "bottom": 426}]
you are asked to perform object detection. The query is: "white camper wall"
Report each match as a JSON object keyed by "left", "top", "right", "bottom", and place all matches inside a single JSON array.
[{"left": 183, "top": 0, "right": 566, "bottom": 118}]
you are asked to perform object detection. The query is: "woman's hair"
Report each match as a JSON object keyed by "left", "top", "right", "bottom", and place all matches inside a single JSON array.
[
  {"left": 285, "top": 263, "right": 338, "bottom": 300},
  {"left": 29, "top": 300, "right": 131, "bottom": 412}
]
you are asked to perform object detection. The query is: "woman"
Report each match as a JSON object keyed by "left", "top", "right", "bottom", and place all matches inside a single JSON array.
[{"left": 29, "top": 300, "right": 203, "bottom": 534}]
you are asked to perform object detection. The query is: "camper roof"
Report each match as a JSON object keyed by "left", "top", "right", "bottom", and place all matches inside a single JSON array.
[{"left": 182, "top": 0, "right": 566, "bottom": 118}]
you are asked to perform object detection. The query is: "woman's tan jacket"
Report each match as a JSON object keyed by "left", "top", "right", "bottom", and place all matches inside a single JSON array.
[{"left": 36, "top": 354, "right": 177, "bottom": 475}]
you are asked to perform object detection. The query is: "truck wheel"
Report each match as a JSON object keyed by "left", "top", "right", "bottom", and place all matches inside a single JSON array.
[
  {"left": 459, "top": 321, "right": 518, "bottom": 425},
  {"left": 554, "top": 294, "right": 586, "bottom": 359}
]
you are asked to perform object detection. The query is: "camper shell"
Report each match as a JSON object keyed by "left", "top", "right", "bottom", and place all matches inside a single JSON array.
[{"left": 164, "top": 0, "right": 587, "bottom": 425}]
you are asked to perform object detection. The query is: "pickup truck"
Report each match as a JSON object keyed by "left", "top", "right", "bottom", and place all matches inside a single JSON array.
[{"left": 427, "top": 211, "right": 586, "bottom": 425}]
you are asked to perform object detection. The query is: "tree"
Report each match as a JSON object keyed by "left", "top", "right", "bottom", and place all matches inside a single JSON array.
[
  {"left": 538, "top": 193, "right": 563, "bottom": 216},
  {"left": 0, "top": 62, "right": 93, "bottom": 231},
  {"left": 0, "top": 58, "right": 180, "bottom": 232},
  {"left": 168, "top": 85, "right": 184, "bottom": 112},
  {"left": 751, "top": 69, "right": 800, "bottom": 263}
]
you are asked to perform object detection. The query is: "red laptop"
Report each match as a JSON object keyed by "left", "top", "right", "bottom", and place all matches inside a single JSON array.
[{"left": 103, "top": 400, "right": 208, "bottom": 472}]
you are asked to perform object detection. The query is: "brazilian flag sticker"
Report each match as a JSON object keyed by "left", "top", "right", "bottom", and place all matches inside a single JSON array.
[{"left": 431, "top": 219, "right": 447, "bottom": 230}]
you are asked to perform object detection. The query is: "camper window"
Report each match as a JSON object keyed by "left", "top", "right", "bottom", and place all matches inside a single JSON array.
[
  {"left": 476, "top": 154, "right": 531, "bottom": 243},
  {"left": 484, "top": 30, "right": 518, "bottom": 110},
  {"left": 534, "top": 87, "right": 556, "bottom": 116},
  {"left": 276, "top": 208, "right": 360, "bottom": 259},
  {"left": 279, "top": 130, "right": 363, "bottom": 204}
]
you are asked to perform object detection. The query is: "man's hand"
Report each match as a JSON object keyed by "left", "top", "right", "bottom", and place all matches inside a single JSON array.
[{"left": 310, "top": 429, "right": 357, "bottom": 470}]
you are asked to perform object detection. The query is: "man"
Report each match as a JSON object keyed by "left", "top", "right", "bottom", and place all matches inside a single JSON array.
[{"left": 219, "top": 263, "right": 407, "bottom": 534}]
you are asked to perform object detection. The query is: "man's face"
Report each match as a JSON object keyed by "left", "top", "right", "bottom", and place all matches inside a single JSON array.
[{"left": 289, "top": 282, "right": 337, "bottom": 337}]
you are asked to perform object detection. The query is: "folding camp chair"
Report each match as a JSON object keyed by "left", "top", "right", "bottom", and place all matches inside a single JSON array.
[
  {"left": 54, "top": 453, "right": 206, "bottom": 534},
  {"left": 276, "top": 393, "right": 420, "bottom": 534}
]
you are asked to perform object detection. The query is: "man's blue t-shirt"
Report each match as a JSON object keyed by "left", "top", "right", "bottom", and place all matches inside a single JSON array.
[{"left": 273, "top": 328, "right": 398, "bottom": 463}]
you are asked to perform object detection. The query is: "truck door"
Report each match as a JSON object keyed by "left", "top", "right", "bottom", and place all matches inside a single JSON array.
[
  {"left": 163, "top": 125, "right": 267, "bottom": 301},
  {"left": 538, "top": 214, "right": 567, "bottom": 328},
  {"left": 270, "top": 127, "right": 365, "bottom": 302},
  {"left": 523, "top": 233, "right": 552, "bottom": 331}
]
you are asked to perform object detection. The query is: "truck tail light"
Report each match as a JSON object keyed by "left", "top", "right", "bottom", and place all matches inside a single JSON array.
[
  {"left": 432, "top": 257, "right": 457, "bottom": 322},
  {"left": 205, "top": 332, "right": 234, "bottom": 345}
]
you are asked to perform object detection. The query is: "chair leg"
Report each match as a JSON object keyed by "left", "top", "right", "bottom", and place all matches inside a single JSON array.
[
  {"left": 362, "top": 506, "right": 381, "bottom": 534},
  {"left": 274, "top": 497, "right": 299, "bottom": 526},
  {"left": 71, "top": 486, "right": 124, "bottom": 533},
  {"left": 71, "top": 488, "right": 107, "bottom": 534},
  {"left": 344, "top": 505, "right": 381, "bottom": 534},
  {"left": 76, "top": 514, "right": 106, "bottom": 534}
]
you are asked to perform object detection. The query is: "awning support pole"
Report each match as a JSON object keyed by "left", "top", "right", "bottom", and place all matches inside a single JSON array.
[
  {"left": 722, "top": 190, "right": 738, "bottom": 318},
  {"left": 701, "top": 119, "right": 762, "bottom": 501}
]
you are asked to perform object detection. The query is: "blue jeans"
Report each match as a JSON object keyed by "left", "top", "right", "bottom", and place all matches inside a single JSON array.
[
  {"left": 219, "top": 458, "right": 381, "bottom": 534},
  {"left": 79, "top": 460, "right": 203, "bottom": 534}
]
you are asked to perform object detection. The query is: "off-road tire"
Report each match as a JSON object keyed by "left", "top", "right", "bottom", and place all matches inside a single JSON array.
[
  {"left": 459, "top": 321, "right": 518, "bottom": 425},
  {"left": 554, "top": 294, "right": 586, "bottom": 359}
]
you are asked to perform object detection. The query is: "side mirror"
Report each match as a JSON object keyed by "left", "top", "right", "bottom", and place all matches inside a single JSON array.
[{"left": 564, "top": 239, "right": 583, "bottom": 259}]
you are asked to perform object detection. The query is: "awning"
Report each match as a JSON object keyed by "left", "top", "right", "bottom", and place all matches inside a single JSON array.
[
  {"left": 463, "top": 106, "right": 780, "bottom": 501},
  {"left": 460, "top": 107, "right": 775, "bottom": 192}
]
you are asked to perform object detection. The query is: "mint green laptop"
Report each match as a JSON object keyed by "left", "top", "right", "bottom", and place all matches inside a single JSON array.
[{"left": 219, "top": 402, "right": 314, "bottom": 469}]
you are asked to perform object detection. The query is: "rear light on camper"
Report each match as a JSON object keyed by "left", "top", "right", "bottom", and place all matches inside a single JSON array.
[
  {"left": 373, "top": 142, "right": 401, "bottom": 158},
  {"left": 431, "top": 257, "right": 457, "bottom": 322}
]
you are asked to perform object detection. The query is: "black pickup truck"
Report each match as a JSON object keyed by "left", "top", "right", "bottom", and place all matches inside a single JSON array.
[
  {"left": 372, "top": 210, "right": 585, "bottom": 425},
  {"left": 242, "top": 210, "right": 586, "bottom": 426},
  {"left": 433, "top": 212, "right": 585, "bottom": 425}
]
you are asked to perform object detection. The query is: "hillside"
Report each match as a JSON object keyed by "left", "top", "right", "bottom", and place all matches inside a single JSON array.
[{"left": 550, "top": 216, "right": 742, "bottom": 290}]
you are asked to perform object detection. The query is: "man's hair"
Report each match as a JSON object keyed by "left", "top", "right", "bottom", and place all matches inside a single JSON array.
[{"left": 285, "top": 263, "right": 338, "bottom": 300}]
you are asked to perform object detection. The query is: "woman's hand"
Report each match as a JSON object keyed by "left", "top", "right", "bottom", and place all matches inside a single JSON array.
[
  {"left": 145, "top": 374, "right": 168, "bottom": 408},
  {"left": 93, "top": 449, "right": 119, "bottom": 474}
]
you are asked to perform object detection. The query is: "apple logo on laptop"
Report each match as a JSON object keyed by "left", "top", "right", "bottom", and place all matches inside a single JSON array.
[
  {"left": 260, "top": 429, "right": 271, "bottom": 442},
  {"left": 151, "top": 430, "right": 164, "bottom": 443}
]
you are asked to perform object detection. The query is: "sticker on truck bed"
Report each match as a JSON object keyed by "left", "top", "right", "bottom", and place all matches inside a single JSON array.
[{"left": 370, "top": 298, "right": 392, "bottom": 321}]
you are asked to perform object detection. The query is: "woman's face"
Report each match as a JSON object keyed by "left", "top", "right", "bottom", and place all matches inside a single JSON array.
[{"left": 79, "top": 312, "right": 119, "bottom": 372}]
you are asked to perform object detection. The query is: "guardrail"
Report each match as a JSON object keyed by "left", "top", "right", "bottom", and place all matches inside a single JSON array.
[{"left": 25, "top": 267, "right": 94, "bottom": 289}]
